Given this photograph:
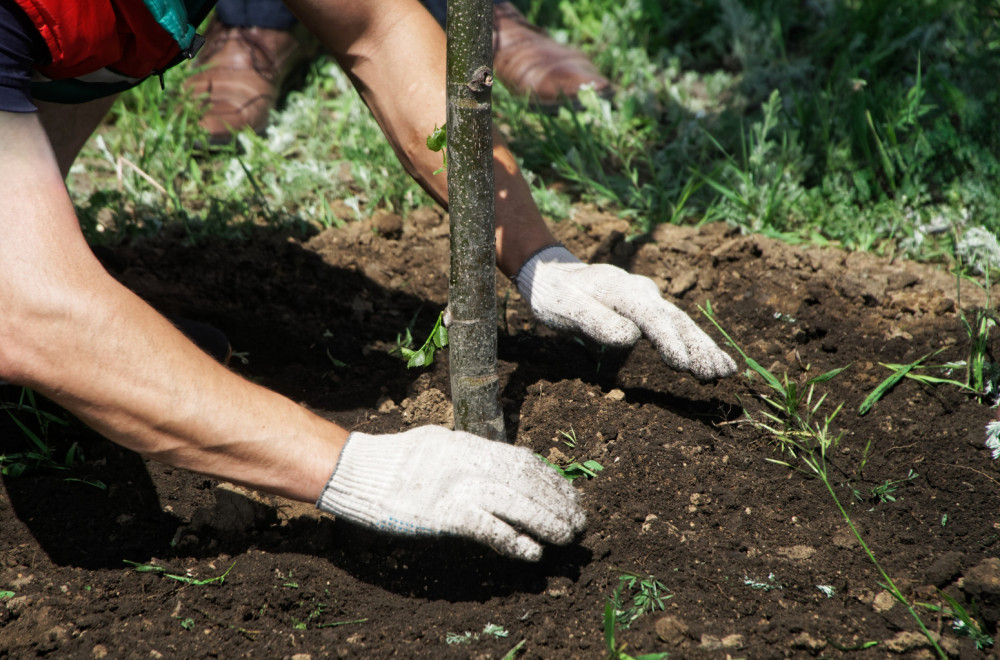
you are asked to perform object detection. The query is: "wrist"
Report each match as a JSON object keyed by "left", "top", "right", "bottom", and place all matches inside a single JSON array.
[
  {"left": 511, "top": 245, "right": 585, "bottom": 301},
  {"left": 316, "top": 431, "right": 406, "bottom": 529},
  {"left": 495, "top": 219, "right": 560, "bottom": 278},
  {"left": 510, "top": 243, "right": 567, "bottom": 289}
]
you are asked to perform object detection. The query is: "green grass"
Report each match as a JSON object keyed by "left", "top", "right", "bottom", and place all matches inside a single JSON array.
[
  {"left": 919, "top": 591, "right": 995, "bottom": 650},
  {"left": 701, "top": 302, "right": 947, "bottom": 659},
  {"left": 0, "top": 387, "right": 106, "bottom": 489},
  {"left": 63, "top": 1, "right": 999, "bottom": 271},
  {"left": 27, "top": 7, "right": 1000, "bottom": 653},
  {"left": 73, "top": 57, "right": 429, "bottom": 244},
  {"left": 497, "top": 0, "right": 1000, "bottom": 257},
  {"left": 855, "top": 468, "right": 919, "bottom": 504},
  {"left": 124, "top": 560, "right": 236, "bottom": 586}
]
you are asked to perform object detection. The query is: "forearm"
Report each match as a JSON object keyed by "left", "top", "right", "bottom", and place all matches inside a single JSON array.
[
  {"left": 0, "top": 113, "right": 347, "bottom": 503},
  {"left": 491, "top": 129, "right": 560, "bottom": 276},
  {"left": 286, "top": 0, "right": 556, "bottom": 276},
  {"left": 24, "top": 288, "right": 347, "bottom": 502}
]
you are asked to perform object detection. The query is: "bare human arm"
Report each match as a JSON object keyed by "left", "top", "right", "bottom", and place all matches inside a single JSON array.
[
  {"left": 1, "top": 98, "right": 583, "bottom": 559},
  {"left": 0, "top": 110, "right": 349, "bottom": 502},
  {"left": 0, "top": 0, "right": 729, "bottom": 564},
  {"left": 286, "top": 0, "right": 736, "bottom": 380},
  {"left": 285, "top": 0, "right": 557, "bottom": 277}
]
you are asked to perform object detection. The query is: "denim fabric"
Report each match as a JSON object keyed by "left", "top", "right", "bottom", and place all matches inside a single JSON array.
[
  {"left": 216, "top": 0, "right": 298, "bottom": 31},
  {"left": 215, "top": 0, "right": 509, "bottom": 32}
]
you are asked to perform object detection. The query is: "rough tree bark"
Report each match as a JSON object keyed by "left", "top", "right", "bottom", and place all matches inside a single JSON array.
[{"left": 446, "top": 0, "right": 505, "bottom": 440}]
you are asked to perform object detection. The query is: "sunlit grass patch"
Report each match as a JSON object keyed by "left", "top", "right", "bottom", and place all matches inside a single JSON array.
[{"left": 71, "top": 57, "right": 431, "bottom": 243}]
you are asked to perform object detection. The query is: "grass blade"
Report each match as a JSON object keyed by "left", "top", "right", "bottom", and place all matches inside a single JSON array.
[
  {"left": 500, "top": 639, "right": 527, "bottom": 660},
  {"left": 316, "top": 618, "right": 368, "bottom": 629},
  {"left": 806, "top": 365, "right": 852, "bottom": 385},
  {"left": 603, "top": 600, "right": 617, "bottom": 654},
  {"left": 4, "top": 410, "right": 52, "bottom": 458},
  {"left": 859, "top": 351, "right": 940, "bottom": 415},
  {"left": 699, "top": 302, "right": 785, "bottom": 394},
  {"left": 744, "top": 356, "right": 785, "bottom": 394},
  {"left": 861, "top": 371, "right": 906, "bottom": 416}
]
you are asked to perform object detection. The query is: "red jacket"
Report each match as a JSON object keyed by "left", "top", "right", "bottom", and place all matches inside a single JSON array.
[
  {"left": 16, "top": 0, "right": 199, "bottom": 79},
  {"left": 13, "top": 0, "right": 213, "bottom": 101}
]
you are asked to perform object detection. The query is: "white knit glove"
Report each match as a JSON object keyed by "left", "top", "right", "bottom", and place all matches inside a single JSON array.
[
  {"left": 514, "top": 245, "right": 737, "bottom": 381},
  {"left": 316, "top": 426, "right": 586, "bottom": 561}
]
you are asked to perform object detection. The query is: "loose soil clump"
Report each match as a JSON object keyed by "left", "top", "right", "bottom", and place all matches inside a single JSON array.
[{"left": 2, "top": 210, "right": 999, "bottom": 658}]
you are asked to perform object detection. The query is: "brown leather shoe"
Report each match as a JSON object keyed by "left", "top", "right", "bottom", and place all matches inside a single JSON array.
[
  {"left": 185, "top": 20, "right": 318, "bottom": 145},
  {"left": 492, "top": 2, "right": 612, "bottom": 109}
]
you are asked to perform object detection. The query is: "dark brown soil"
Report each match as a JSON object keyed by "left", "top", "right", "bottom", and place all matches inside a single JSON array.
[{"left": 3, "top": 209, "right": 1000, "bottom": 659}]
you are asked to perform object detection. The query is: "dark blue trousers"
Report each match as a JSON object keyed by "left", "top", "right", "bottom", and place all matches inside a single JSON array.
[{"left": 215, "top": 0, "right": 506, "bottom": 31}]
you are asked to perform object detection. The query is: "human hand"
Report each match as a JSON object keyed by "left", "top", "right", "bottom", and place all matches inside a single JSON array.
[
  {"left": 316, "top": 426, "right": 586, "bottom": 561},
  {"left": 514, "top": 245, "right": 737, "bottom": 381}
]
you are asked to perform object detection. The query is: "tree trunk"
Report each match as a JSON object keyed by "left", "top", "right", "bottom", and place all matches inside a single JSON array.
[{"left": 446, "top": 0, "right": 505, "bottom": 440}]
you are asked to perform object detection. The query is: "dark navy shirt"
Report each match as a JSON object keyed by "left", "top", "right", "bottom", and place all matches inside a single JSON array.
[{"left": 0, "top": 0, "right": 48, "bottom": 112}]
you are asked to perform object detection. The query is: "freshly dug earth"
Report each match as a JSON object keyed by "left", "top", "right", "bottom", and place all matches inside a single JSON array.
[{"left": 3, "top": 209, "right": 1000, "bottom": 659}]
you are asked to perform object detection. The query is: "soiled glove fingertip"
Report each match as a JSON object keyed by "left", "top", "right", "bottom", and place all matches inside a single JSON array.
[
  {"left": 564, "top": 313, "right": 640, "bottom": 349},
  {"left": 509, "top": 508, "right": 586, "bottom": 558},
  {"left": 545, "top": 504, "right": 587, "bottom": 545},
  {"left": 599, "top": 322, "right": 642, "bottom": 348},
  {"left": 569, "top": 508, "right": 588, "bottom": 538},
  {"left": 508, "top": 535, "right": 544, "bottom": 562},
  {"left": 712, "top": 350, "right": 739, "bottom": 379},
  {"left": 690, "top": 350, "right": 739, "bottom": 382},
  {"left": 528, "top": 463, "right": 589, "bottom": 543},
  {"left": 655, "top": 343, "right": 692, "bottom": 374}
]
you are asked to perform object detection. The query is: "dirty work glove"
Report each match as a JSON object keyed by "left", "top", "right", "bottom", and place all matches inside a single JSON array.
[
  {"left": 514, "top": 245, "right": 737, "bottom": 381},
  {"left": 316, "top": 426, "right": 586, "bottom": 561}
]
